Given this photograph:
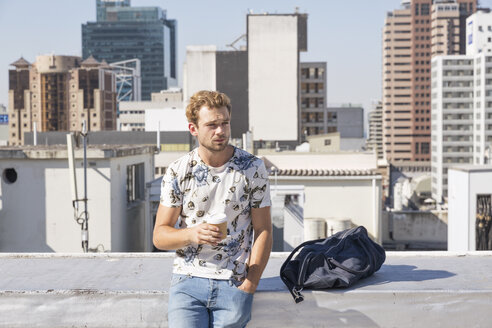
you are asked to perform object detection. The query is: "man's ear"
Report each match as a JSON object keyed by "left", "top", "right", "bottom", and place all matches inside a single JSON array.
[{"left": 189, "top": 122, "right": 198, "bottom": 136}]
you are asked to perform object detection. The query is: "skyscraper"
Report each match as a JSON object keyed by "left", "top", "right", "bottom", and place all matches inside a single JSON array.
[
  {"left": 8, "top": 55, "right": 117, "bottom": 146},
  {"left": 383, "top": 0, "right": 476, "bottom": 162},
  {"left": 82, "top": 0, "right": 177, "bottom": 100}
]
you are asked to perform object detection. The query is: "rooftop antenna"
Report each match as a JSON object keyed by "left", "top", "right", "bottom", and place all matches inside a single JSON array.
[
  {"left": 66, "top": 123, "right": 90, "bottom": 252},
  {"left": 226, "top": 34, "right": 247, "bottom": 51},
  {"left": 81, "top": 120, "right": 89, "bottom": 252}
]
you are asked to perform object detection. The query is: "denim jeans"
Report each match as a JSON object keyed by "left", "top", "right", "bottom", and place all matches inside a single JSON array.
[{"left": 168, "top": 274, "right": 254, "bottom": 328}]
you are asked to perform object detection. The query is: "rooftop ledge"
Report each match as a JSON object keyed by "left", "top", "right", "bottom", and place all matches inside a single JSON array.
[{"left": 1, "top": 251, "right": 492, "bottom": 328}]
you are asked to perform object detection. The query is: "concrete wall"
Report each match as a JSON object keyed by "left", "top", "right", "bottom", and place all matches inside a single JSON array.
[
  {"left": 382, "top": 210, "right": 448, "bottom": 250},
  {"left": 283, "top": 206, "right": 303, "bottom": 251},
  {"left": 110, "top": 153, "right": 154, "bottom": 252},
  {"left": 248, "top": 15, "right": 299, "bottom": 141},
  {"left": 0, "top": 159, "right": 53, "bottom": 251}
]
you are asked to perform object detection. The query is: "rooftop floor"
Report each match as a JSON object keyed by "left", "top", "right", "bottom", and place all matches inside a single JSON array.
[{"left": 1, "top": 251, "right": 492, "bottom": 327}]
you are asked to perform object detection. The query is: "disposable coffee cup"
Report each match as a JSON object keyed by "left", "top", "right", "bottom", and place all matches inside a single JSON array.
[{"left": 208, "top": 213, "right": 228, "bottom": 240}]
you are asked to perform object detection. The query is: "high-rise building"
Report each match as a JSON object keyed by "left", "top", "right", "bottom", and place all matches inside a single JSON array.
[
  {"left": 367, "top": 101, "right": 384, "bottom": 159},
  {"left": 383, "top": 0, "right": 476, "bottom": 162},
  {"left": 300, "top": 62, "right": 327, "bottom": 140},
  {"left": 248, "top": 13, "right": 307, "bottom": 148},
  {"left": 8, "top": 55, "right": 117, "bottom": 146},
  {"left": 82, "top": 0, "right": 177, "bottom": 100},
  {"left": 431, "top": 11, "right": 492, "bottom": 202}
]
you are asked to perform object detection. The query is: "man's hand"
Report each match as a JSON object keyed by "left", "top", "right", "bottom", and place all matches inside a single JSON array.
[
  {"left": 188, "top": 223, "right": 223, "bottom": 246},
  {"left": 238, "top": 279, "right": 257, "bottom": 294}
]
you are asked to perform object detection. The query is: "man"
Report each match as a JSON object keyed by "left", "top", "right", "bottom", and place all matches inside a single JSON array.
[{"left": 153, "top": 90, "right": 272, "bottom": 328}]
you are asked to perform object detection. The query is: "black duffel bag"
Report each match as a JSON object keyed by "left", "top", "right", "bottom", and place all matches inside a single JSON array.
[{"left": 280, "top": 226, "right": 386, "bottom": 303}]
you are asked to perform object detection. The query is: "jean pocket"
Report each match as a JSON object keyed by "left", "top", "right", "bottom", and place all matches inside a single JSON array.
[
  {"left": 232, "top": 282, "right": 254, "bottom": 297},
  {"left": 170, "top": 274, "right": 190, "bottom": 288}
]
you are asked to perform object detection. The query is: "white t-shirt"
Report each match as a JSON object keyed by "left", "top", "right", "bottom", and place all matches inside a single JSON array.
[{"left": 160, "top": 147, "right": 271, "bottom": 283}]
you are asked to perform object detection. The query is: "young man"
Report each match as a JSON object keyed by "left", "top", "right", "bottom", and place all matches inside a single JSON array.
[{"left": 153, "top": 90, "right": 272, "bottom": 328}]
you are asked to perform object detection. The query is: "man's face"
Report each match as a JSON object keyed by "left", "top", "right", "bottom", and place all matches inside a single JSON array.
[{"left": 189, "top": 106, "right": 231, "bottom": 153}]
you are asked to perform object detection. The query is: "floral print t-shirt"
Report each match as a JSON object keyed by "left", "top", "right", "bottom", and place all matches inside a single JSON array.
[{"left": 160, "top": 146, "right": 271, "bottom": 283}]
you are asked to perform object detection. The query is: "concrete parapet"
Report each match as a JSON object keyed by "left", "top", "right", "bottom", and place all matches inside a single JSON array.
[{"left": 1, "top": 252, "right": 491, "bottom": 327}]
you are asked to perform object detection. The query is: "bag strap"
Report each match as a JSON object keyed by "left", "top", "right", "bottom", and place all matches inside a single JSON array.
[
  {"left": 280, "top": 237, "right": 326, "bottom": 303},
  {"left": 280, "top": 237, "right": 326, "bottom": 274},
  {"left": 325, "top": 257, "right": 371, "bottom": 275}
]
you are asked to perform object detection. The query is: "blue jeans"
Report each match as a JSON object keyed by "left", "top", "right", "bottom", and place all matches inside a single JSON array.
[{"left": 168, "top": 274, "right": 254, "bottom": 328}]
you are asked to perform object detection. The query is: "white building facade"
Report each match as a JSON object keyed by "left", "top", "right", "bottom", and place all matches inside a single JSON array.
[
  {"left": 248, "top": 13, "right": 307, "bottom": 144},
  {"left": 466, "top": 10, "right": 492, "bottom": 55},
  {"left": 0, "top": 145, "right": 154, "bottom": 252},
  {"left": 431, "top": 12, "right": 492, "bottom": 202},
  {"left": 431, "top": 55, "right": 474, "bottom": 202}
]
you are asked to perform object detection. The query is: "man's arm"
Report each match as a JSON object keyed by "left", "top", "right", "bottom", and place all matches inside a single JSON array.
[
  {"left": 238, "top": 206, "right": 273, "bottom": 294},
  {"left": 153, "top": 204, "right": 223, "bottom": 250}
]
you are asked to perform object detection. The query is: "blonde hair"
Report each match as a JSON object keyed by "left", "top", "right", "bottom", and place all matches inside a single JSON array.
[{"left": 186, "top": 90, "right": 231, "bottom": 125}]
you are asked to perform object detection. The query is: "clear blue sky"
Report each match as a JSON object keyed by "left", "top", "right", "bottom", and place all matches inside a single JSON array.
[{"left": 2, "top": 0, "right": 492, "bottom": 113}]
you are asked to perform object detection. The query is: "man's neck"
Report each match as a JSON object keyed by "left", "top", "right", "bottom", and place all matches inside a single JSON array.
[{"left": 198, "top": 145, "right": 234, "bottom": 168}]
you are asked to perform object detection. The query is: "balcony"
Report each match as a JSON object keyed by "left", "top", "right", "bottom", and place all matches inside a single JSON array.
[{"left": 1, "top": 252, "right": 491, "bottom": 327}]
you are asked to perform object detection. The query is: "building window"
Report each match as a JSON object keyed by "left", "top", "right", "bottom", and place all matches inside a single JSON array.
[
  {"left": 126, "top": 163, "right": 145, "bottom": 203},
  {"left": 324, "top": 139, "right": 331, "bottom": 146}
]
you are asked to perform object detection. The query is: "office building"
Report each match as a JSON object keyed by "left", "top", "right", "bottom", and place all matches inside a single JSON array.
[
  {"left": 248, "top": 13, "right": 307, "bottom": 147},
  {"left": 8, "top": 55, "right": 117, "bottom": 146},
  {"left": 367, "top": 101, "right": 384, "bottom": 159},
  {"left": 383, "top": 0, "right": 476, "bottom": 162},
  {"left": 300, "top": 62, "right": 327, "bottom": 139},
  {"left": 82, "top": 0, "right": 177, "bottom": 100}
]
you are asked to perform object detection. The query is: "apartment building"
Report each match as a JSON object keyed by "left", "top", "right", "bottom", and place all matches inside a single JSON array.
[
  {"left": 383, "top": 0, "right": 476, "bottom": 162},
  {"left": 431, "top": 11, "right": 492, "bottom": 201},
  {"left": 300, "top": 62, "right": 327, "bottom": 139},
  {"left": 431, "top": 54, "right": 492, "bottom": 201},
  {"left": 8, "top": 55, "right": 117, "bottom": 146}
]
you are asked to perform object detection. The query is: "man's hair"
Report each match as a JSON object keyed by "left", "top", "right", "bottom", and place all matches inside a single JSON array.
[{"left": 186, "top": 90, "right": 231, "bottom": 125}]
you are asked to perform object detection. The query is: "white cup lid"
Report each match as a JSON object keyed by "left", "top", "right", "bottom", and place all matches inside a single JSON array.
[{"left": 207, "top": 213, "right": 227, "bottom": 224}]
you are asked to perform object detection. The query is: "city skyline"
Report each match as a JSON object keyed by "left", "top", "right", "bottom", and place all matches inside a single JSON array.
[{"left": 2, "top": 0, "right": 492, "bottom": 113}]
